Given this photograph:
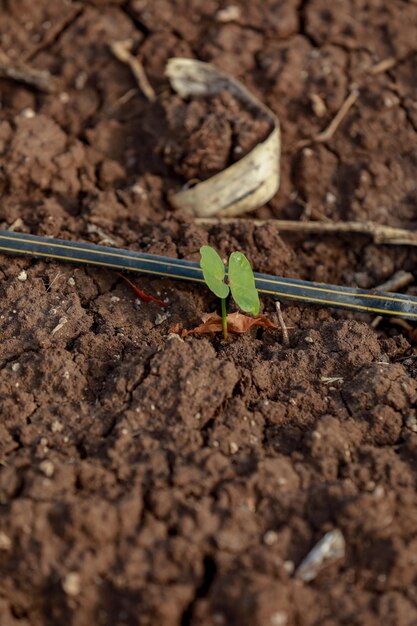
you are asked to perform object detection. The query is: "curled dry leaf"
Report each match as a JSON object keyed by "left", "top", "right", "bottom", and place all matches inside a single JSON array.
[
  {"left": 169, "top": 312, "right": 278, "bottom": 337},
  {"left": 166, "top": 58, "right": 280, "bottom": 217}
]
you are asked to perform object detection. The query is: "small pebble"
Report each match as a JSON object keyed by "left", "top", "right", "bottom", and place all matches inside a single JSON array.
[
  {"left": 325, "top": 192, "right": 337, "bottom": 204},
  {"left": 216, "top": 4, "right": 241, "bottom": 22},
  {"left": 405, "top": 415, "right": 417, "bottom": 432},
  {"left": 11, "top": 363, "right": 20, "bottom": 372},
  {"left": 62, "top": 572, "right": 81, "bottom": 596},
  {"left": 67, "top": 277, "right": 75, "bottom": 287},
  {"left": 0, "top": 532, "right": 12, "bottom": 551},
  {"left": 51, "top": 420, "right": 64, "bottom": 433},
  {"left": 111, "top": 296, "right": 120, "bottom": 303},
  {"left": 405, "top": 415, "right": 417, "bottom": 427},
  {"left": 270, "top": 612, "right": 288, "bottom": 626},
  {"left": 75, "top": 71, "right": 88, "bottom": 90},
  {"left": 17, "top": 270, "right": 27, "bottom": 282},
  {"left": 167, "top": 333, "right": 184, "bottom": 343},
  {"left": 283, "top": 560, "right": 295, "bottom": 574},
  {"left": 263, "top": 530, "right": 278, "bottom": 546},
  {"left": 39, "top": 460, "right": 55, "bottom": 478},
  {"left": 155, "top": 312, "right": 170, "bottom": 325},
  {"left": 229, "top": 441, "right": 239, "bottom": 455},
  {"left": 21, "top": 107, "right": 35, "bottom": 119},
  {"left": 373, "top": 485, "right": 385, "bottom": 499},
  {"left": 310, "top": 93, "right": 327, "bottom": 117},
  {"left": 304, "top": 336, "right": 314, "bottom": 343}
]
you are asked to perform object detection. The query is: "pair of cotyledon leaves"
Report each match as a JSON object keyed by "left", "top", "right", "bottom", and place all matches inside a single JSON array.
[{"left": 200, "top": 246, "right": 260, "bottom": 315}]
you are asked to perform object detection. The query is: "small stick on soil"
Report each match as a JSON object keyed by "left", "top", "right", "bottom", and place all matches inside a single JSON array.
[
  {"left": 195, "top": 218, "right": 417, "bottom": 247},
  {"left": 293, "top": 88, "right": 359, "bottom": 151},
  {"left": 390, "top": 318, "right": 414, "bottom": 333},
  {"left": 107, "top": 87, "right": 137, "bottom": 113},
  {"left": 374, "top": 271, "right": 415, "bottom": 294},
  {"left": 368, "top": 57, "right": 398, "bottom": 75},
  {"left": 371, "top": 270, "right": 415, "bottom": 328},
  {"left": 0, "top": 50, "right": 56, "bottom": 93},
  {"left": 51, "top": 316, "right": 68, "bottom": 335},
  {"left": 46, "top": 273, "right": 61, "bottom": 293},
  {"left": 109, "top": 40, "right": 156, "bottom": 102},
  {"left": 275, "top": 301, "right": 289, "bottom": 346},
  {"left": 368, "top": 50, "right": 417, "bottom": 76}
]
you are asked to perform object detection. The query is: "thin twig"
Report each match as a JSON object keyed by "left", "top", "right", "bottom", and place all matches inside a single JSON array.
[
  {"left": 51, "top": 316, "right": 68, "bottom": 335},
  {"left": 371, "top": 271, "right": 414, "bottom": 328},
  {"left": 46, "top": 273, "right": 61, "bottom": 293},
  {"left": 195, "top": 218, "right": 417, "bottom": 247},
  {"left": 374, "top": 271, "right": 414, "bottom": 293},
  {"left": 368, "top": 57, "right": 397, "bottom": 75},
  {"left": 109, "top": 39, "right": 156, "bottom": 102},
  {"left": 0, "top": 50, "right": 56, "bottom": 93},
  {"left": 275, "top": 301, "right": 289, "bottom": 346},
  {"left": 293, "top": 88, "right": 359, "bottom": 150},
  {"left": 106, "top": 87, "right": 137, "bottom": 113},
  {"left": 367, "top": 49, "right": 417, "bottom": 75}
]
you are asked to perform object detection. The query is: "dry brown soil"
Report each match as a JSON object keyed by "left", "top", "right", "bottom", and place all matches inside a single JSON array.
[{"left": 1, "top": 1, "right": 417, "bottom": 625}]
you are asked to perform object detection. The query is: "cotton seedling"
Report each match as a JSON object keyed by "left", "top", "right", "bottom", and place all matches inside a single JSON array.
[{"left": 199, "top": 245, "right": 260, "bottom": 339}]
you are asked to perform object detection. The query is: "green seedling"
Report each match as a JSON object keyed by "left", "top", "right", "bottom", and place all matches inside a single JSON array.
[{"left": 200, "top": 245, "right": 260, "bottom": 339}]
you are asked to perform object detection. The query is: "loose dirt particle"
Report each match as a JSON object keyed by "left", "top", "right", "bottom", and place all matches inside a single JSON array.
[
  {"left": 229, "top": 441, "right": 239, "bottom": 455},
  {"left": 263, "top": 530, "right": 279, "bottom": 546},
  {"left": 270, "top": 613, "right": 288, "bottom": 626},
  {"left": 39, "top": 460, "right": 54, "bottom": 477},
  {"left": 62, "top": 573, "right": 81, "bottom": 597},
  {"left": 0, "top": 532, "right": 12, "bottom": 551}
]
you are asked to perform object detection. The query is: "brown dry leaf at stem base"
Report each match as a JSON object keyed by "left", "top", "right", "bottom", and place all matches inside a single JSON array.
[{"left": 170, "top": 312, "right": 278, "bottom": 337}]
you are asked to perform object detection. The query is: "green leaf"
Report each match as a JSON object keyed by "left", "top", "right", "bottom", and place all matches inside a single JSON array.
[
  {"left": 200, "top": 245, "right": 230, "bottom": 299},
  {"left": 228, "top": 251, "right": 260, "bottom": 315}
]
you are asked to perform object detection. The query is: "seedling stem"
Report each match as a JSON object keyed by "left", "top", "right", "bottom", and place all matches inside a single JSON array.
[{"left": 221, "top": 297, "right": 228, "bottom": 340}]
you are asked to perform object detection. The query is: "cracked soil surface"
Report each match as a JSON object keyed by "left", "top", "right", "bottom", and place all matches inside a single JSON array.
[{"left": 1, "top": 1, "right": 417, "bottom": 624}]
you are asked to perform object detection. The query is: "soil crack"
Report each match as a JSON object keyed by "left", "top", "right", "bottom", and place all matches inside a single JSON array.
[{"left": 180, "top": 555, "right": 217, "bottom": 626}]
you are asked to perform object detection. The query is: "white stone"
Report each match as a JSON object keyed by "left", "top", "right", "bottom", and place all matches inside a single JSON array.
[{"left": 62, "top": 572, "right": 81, "bottom": 596}]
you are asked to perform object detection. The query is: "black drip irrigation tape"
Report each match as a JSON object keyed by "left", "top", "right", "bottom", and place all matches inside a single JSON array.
[{"left": 1, "top": 230, "right": 417, "bottom": 320}]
